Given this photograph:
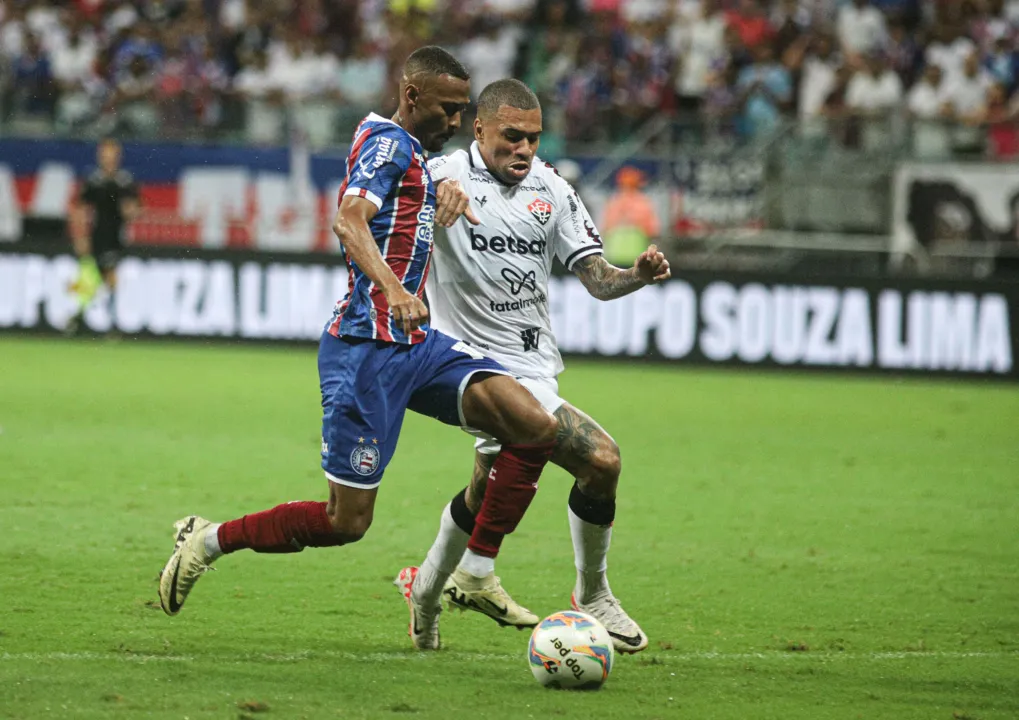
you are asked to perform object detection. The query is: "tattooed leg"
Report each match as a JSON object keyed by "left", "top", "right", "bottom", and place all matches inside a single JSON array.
[
  {"left": 551, "top": 403, "right": 621, "bottom": 501},
  {"left": 465, "top": 451, "right": 497, "bottom": 515},
  {"left": 550, "top": 402, "right": 636, "bottom": 635}
]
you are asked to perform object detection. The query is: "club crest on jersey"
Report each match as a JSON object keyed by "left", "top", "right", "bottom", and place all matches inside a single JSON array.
[
  {"left": 528, "top": 198, "right": 553, "bottom": 226},
  {"left": 350, "top": 441, "right": 380, "bottom": 476}
]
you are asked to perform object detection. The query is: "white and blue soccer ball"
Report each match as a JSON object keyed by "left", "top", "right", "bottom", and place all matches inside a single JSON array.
[{"left": 527, "top": 611, "right": 614, "bottom": 690}]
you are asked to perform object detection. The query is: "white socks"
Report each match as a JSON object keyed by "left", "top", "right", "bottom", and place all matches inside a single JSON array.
[
  {"left": 568, "top": 506, "right": 612, "bottom": 604},
  {"left": 204, "top": 523, "right": 223, "bottom": 560},
  {"left": 459, "top": 549, "right": 495, "bottom": 578},
  {"left": 413, "top": 502, "right": 470, "bottom": 607}
]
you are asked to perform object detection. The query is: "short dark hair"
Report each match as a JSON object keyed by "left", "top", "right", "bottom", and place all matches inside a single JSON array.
[
  {"left": 404, "top": 46, "right": 470, "bottom": 81},
  {"left": 477, "top": 79, "right": 540, "bottom": 119}
]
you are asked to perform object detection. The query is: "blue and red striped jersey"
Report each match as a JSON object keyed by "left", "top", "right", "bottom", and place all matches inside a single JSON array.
[{"left": 328, "top": 113, "right": 437, "bottom": 345}]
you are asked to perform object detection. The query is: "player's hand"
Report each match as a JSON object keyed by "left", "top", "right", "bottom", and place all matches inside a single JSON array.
[
  {"left": 635, "top": 243, "right": 671, "bottom": 284},
  {"left": 434, "top": 179, "right": 480, "bottom": 228},
  {"left": 386, "top": 286, "right": 429, "bottom": 335}
]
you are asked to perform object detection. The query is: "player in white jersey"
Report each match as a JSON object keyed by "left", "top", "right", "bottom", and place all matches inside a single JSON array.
[{"left": 394, "top": 79, "right": 670, "bottom": 654}]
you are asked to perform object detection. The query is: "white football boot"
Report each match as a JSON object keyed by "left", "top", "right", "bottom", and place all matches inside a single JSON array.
[
  {"left": 571, "top": 591, "right": 649, "bottom": 654},
  {"left": 158, "top": 516, "right": 216, "bottom": 616},
  {"left": 443, "top": 568, "right": 539, "bottom": 629},
  {"left": 393, "top": 567, "right": 441, "bottom": 650}
]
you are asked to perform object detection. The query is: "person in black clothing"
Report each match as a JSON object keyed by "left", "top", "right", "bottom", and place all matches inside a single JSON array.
[{"left": 68, "top": 138, "right": 140, "bottom": 331}]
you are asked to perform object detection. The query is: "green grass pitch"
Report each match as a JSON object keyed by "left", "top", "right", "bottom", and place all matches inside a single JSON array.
[{"left": 1, "top": 337, "right": 1017, "bottom": 720}]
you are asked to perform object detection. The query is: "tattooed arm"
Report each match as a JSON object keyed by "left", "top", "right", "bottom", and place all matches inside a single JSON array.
[{"left": 573, "top": 245, "right": 672, "bottom": 301}]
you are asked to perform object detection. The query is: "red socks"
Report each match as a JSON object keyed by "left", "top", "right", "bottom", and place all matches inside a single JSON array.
[
  {"left": 468, "top": 442, "right": 556, "bottom": 558},
  {"left": 218, "top": 501, "right": 343, "bottom": 554},
  {"left": 216, "top": 442, "right": 554, "bottom": 557}
]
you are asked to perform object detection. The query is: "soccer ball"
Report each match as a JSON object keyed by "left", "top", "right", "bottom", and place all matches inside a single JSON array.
[{"left": 527, "top": 611, "right": 614, "bottom": 690}]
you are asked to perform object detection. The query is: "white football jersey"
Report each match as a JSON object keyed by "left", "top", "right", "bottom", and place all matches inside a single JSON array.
[{"left": 427, "top": 142, "right": 604, "bottom": 379}]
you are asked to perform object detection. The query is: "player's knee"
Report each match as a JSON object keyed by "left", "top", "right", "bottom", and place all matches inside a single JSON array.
[
  {"left": 326, "top": 507, "right": 373, "bottom": 543},
  {"left": 527, "top": 409, "right": 558, "bottom": 445},
  {"left": 582, "top": 440, "right": 621, "bottom": 497},
  {"left": 596, "top": 439, "right": 622, "bottom": 481}
]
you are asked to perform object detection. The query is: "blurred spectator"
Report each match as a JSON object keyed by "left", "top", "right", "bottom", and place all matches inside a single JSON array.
[
  {"left": 460, "top": 19, "right": 522, "bottom": 101},
  {"left": 52, "top": 20, "right": 103, "bottom": 131},
  {"left": 821, "top": 64, "right": 860, "bottom": 145},
  {"left": 846, "top": 51, "right": 903, "bottom": 115},
  {"left": 670, "top": 0, "right": 727, "bottom": 113},
  {"left": 984, "top": 33, "right": 1019, "bottom": 94},
  {"left": 609, "top": 50, "right": 668, "bottom": 137},
  {"left": 941, "top": 49, "right": 996, "bottom": 154},
  {"left": 703, "top": 62, "right": 740, "bottom": 124},
  {"left": 233, "top": 49, "right": 285, "bottom": 144},
  {"left": 907, "top": 63, "right": 946, "bottom": 119},
  {"left": 25, "top": 0, "right": 60, "bottom": 39},
  {"left": 870, "top": 0, "right": 919, "bottom": 26},
  {"left": 194, "top": 43, "right": 229, "bottom": 130},
  {"left": 884, "top": 19, "right": 922, "bottom": 86},
  {"left": 220, "top": 0, "right": 248, "bottom": 33},
  {"left": 621, "top": 0, "right": 670, "bottom": 25},
  {"left": 113, "top": 55, "right": 158, "bottom": 136},
  {"left": 727, "top": 0, "right": 774, "bottom": 50},
  {"left": 967, "top": 0, "right": 1012, "bottom": 54},
  {"left": 837, "top": 0, "right": 887, "bottom": 60},
  {"left": 907, "top": 63, "right": 951, "bottom": 157},
  {"left": 105, "top": 0, "right": 139, "bottom": 35},
  {"left": 50, "top": 19, "right": 98, "bottom": 89},
  {"left": 940, "top": 50, "right": 995, "bottom": 121},
  {"left": 155, "top": 45, "right": 191, "bottom": 136},
  {"left": 233, "top": 49, "right": 276, "bottom": 100},
  {"left": 771, "top": 0, "right": 811, "bottom": 57},
  {"left": 786, "top": 32, "right": 841, "bottom": 124},
  {"left": 520, "top": 1, "right": 585, "bottom": 96},
  {"left": 847, "top": 50, "right": 902, "bottom": 150},
  {"left": 925, "top": 23, "right": 976, "bottom": 78},
  {"left": 736, "top": 41, "right": 792, "bottom": 137},
  {"left": 336, "top": 40, "right": 387, "bottom": 109},
  {"left": 558, "top": 43, "right": 612, "bottom": 141},
  {"left": 0, "top": 0, "right": 1011, "bottom": 155},
  {"left": 0, "top": 3, "right": 26, "bottom": 60},
  {"left": 986, "top": 83, "right": 1019, "bottom": 158},
  {"left": 1007, "top": 0, "right": 1019, "bottom": 24},
  {"left": 267, "top": 33, "right": 315, "bottom": 100},
  {"left": 601, "top": 166, "right": 661, "bottom": 265},
  {"left": 113, "top": 22, "right": 163, "bottom": 75},
  {"left": 725, "top": 18, "right": 756, "bottom": 73},
  {"left": 13, "top": 33, "right": 55, "bottom": 117}
]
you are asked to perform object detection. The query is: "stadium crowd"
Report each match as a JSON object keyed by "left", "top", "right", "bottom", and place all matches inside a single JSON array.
[{"left": 0, "top": 0, "right": 1017, "bottom": 155}]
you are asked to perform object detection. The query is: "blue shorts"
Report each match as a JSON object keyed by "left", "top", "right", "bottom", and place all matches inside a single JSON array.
[{"left": 318, "top": 329, "right": 508, "bottom": 489}]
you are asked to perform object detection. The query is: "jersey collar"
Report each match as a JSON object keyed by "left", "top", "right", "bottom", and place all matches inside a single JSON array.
[
  {"left": 468, "top": 141, "right": 521, "bottom": 189},
  {"left": 469, "top": 141, "right": 486, "bottom": 170},
  {"left": 367, "top": 112, "right": 422, "bottom": 146}
]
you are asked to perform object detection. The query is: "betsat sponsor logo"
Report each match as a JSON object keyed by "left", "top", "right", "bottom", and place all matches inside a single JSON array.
[{"left": 470, "top": 228, "right": 546, "bottom": 257}]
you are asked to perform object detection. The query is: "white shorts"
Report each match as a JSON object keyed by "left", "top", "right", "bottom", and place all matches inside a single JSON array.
[{"left": 465, "top": 376, "right": 566, "bottom": 455}]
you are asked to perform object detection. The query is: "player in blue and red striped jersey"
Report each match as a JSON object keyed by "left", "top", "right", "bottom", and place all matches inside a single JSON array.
[{"left": 157, "top": 47, "right": 561, "bottom": 650}]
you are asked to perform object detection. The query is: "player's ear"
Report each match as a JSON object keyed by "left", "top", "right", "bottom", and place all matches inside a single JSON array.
[
  {"left": 404, "top": 82, "right": 419, "bottom": 111},
  {"left": 474, "top": 116, "right": 483, "bottom": 141}
]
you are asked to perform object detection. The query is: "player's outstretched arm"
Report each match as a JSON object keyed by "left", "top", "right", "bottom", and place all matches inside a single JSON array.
[
  {"left": 573, "top": 245, "right": 671, "bottom": 301},
  {"left": 333, "top": 197, "right": 428, "bottom": 334}
]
